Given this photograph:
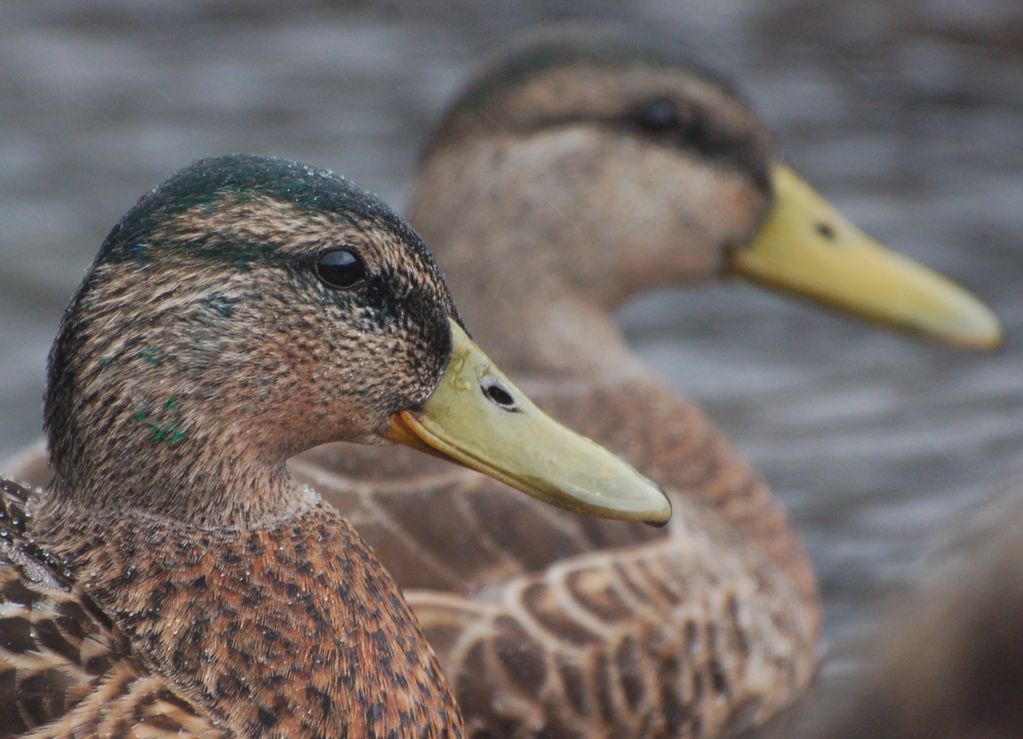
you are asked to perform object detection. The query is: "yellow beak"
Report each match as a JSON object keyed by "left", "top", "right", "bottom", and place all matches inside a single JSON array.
[
  {"left": 730, "top": 165, "right": 1002, "bottom": 350},
  {"left": 388, "top": 319, "right": 671, "bottom": 525}
]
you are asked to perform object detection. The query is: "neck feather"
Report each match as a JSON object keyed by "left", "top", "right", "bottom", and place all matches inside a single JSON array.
[{"left": 46, "top": 416, "right": 305, "bottom": 526}]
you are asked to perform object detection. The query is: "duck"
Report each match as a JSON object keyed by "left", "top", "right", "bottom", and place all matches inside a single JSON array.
[
  {"left": 4, "top": 26, "right": 1002, "bottom": 738},
  {"left": 805, "top": 490, "right": 1023, "bottom": 739},
  {"left": 297, "top": 26, "right": 995, "bottom": 737},
  {"left": 0, "top": 154, "right": 671, "bottom": 736}
]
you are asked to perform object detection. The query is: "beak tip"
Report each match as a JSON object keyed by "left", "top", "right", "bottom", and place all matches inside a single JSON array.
[
  {"left": 977, "top": 313, "right": 1004, "bottom": 351},
  {"left": 974, "top": 329, "right": 1004, "bottom": 352},
  {"left": 948, "top": 302, "right": 1004, "bottom": 352},
  {"left": 643, "top": 487, "right": 672, "bottom": 527},
  {"left": 644, "top": 491, "right": 672, "bottom": 528}
]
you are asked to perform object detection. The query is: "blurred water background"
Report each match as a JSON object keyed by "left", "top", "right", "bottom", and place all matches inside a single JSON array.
[{"left": 1, "top": 0, "right": 1021, "bottom": 733}]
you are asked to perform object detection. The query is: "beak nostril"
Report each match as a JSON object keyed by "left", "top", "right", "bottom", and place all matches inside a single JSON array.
[
  {"left": 815, "top": 221, "right": 837, "bottom": 241},
  {"left": 482, "top": 382, "right": 517, "bottom": 410}
]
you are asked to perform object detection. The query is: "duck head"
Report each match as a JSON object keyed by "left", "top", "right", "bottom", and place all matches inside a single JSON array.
[
  {"left": 411, "top": 25, "right": 1001, "bottom": 373},
  {"left": 44, "top": 155, "right": 670, "bottom": 525}
]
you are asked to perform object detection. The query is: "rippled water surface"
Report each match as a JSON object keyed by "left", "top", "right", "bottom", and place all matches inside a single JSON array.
[{"left": 1, "top": 1, "right": 1021, "bottom": 732}]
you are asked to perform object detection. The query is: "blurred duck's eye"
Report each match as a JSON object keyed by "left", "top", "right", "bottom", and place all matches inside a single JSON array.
[
  {"left": 316, "top": 249, "right": 365, "bottom": 289},
  {"left": 631, "top": 97, "right": 683, "bottom": 133}
]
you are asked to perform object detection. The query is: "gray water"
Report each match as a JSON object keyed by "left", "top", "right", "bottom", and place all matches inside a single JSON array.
[{"left": 2, "top": 1, "right": 1021, "bottom": 733}]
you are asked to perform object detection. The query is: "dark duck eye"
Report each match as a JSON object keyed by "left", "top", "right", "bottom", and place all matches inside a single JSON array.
[
  {"left": 631, "top": 97, "right": 684, "bottom": 134},
  {"left": 316, "top": 249, "right": 365, "bottom": 289}
]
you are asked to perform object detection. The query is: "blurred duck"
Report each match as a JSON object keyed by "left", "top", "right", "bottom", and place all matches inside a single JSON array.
[
  {"left": 810, "top": 491, "right": 1023, "bottom": 739},
  {"left": 3, "top": 26, "right": 1001, "bottom": 738},
  {"left": 0, "top": 155, "right": 669, "bottom": 736}
]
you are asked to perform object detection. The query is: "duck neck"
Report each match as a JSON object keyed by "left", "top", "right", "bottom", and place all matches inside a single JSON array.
[
  {"left": 32, "top": 499, "right": 463, "bottom": 737},
  {"left": 44, "top": 409, "right": 305, "bottom": 527}
]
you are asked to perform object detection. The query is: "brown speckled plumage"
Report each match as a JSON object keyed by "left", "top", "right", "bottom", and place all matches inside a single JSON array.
[
  {"left": 0, "top": 478, "right": 218, "bottom": 737},
  {"left": 31, "top": 498, "right": 460, "bottom": 737}
]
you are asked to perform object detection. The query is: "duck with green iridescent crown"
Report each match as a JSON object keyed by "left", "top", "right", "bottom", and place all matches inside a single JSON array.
[{"left": 0, "top": 154, "right": 670, "bottom": 736}]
